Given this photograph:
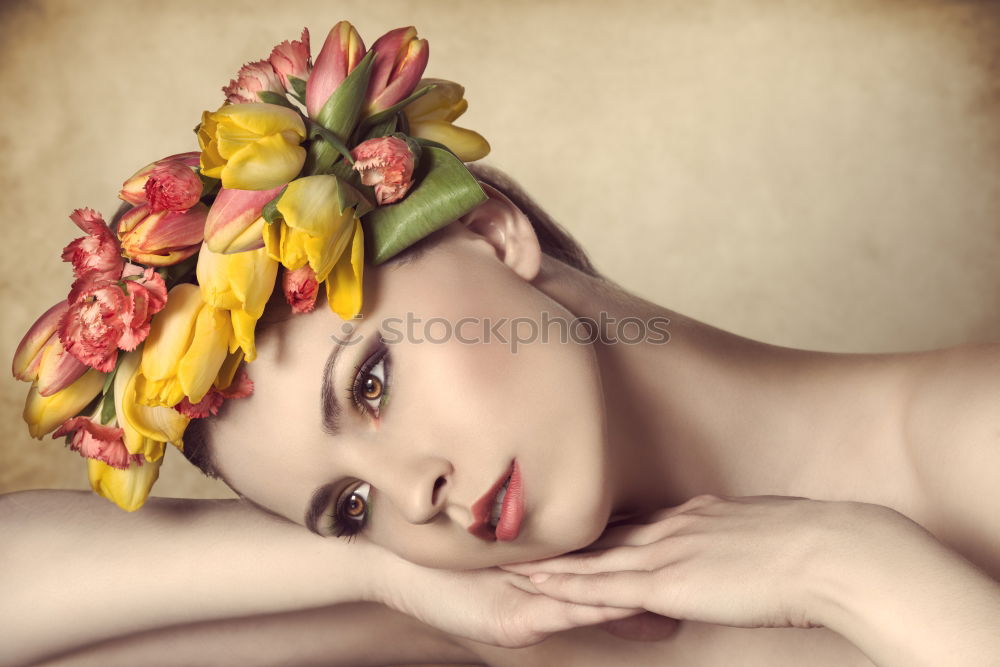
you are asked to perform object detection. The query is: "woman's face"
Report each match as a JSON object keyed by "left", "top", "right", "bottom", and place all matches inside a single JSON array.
[{"left": 209, "top": 221, "right": 613, "bottom": 569}]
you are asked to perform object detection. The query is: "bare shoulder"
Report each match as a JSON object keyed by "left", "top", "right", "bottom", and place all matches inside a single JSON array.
[{"left": 901, "top": 340, "right": 1000, "bottom": 578}]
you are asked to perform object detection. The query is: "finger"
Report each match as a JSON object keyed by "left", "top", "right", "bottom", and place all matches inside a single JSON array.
[
  {"left": 527, "top": 597, "right": 643, "bottom": 636},
  {"left": 530, "top": 570, "right": 651, "bottom": 609},
  {"left": 500, "top": 544, "right": 655, "bottom": 576}
]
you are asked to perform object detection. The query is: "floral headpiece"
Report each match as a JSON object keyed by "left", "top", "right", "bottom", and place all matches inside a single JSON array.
[{"left": 11, "top": 22, "right": 490, "bottom": 511}]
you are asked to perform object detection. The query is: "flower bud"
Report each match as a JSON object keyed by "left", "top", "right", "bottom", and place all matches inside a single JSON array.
[
  {"left": 403, "top": 78, "right": 490, "bottom": 162},
  {"left": 12, "top": 301, "right": 89, "bottom": 396},
  {"left": 118, "top": 203, "right": 208, "bottom": 266},
  {"left": 204, "top": 186, "right": 282, "bottom": 254},
  {"left": 119, "top": 153, "right": 201, "bottom": 207},
  {"left": 364, "top": 26, "right": 429, "bottom": 116},
  {"left": 269, "top": 28, "right": 312, "bottom": 94},
  {"left": 351, "top": 136, "right": 416, "bottom": 205},
  {"left": 282, "top": 265, "right": 319, "bottom": 314},
  {"left": 223, "top": 60, "right": 286, "bottom": 104},
  {"left": 306, "top": 21, "right": 366, "bottom": 118}
]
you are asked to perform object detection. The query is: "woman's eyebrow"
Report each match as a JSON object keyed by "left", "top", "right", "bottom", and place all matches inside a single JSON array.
[
  {"left": 305, "top": 481, "right": 339, "bottom": 534},
  {"left": 320, "top": 323, "right": 357, "bottom": 437}
]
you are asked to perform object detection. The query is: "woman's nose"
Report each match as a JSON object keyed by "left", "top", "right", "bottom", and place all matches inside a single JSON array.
[{"left": 392, "top": 456, "right": 453, "bottom": 525}]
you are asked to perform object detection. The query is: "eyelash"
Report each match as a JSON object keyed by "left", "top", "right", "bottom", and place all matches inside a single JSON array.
[
  {"left": 344, "top": 338, "right": 390, "bottom": 419},
  {"left": 327, "top": 482, "right": 372, "bottom": 541},
  {"left": 329, "top": 339, "right": 390, "bottom": 539}
]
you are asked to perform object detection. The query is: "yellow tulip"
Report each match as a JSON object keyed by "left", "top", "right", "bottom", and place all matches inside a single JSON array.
[
  {"left": 22, "top": 368, "right": 105, "bottom": 439},
  {"left": 264, "top": 175, "right": 358, "bottom": 284},
  {"left": 116, "top": 348, "right": 189, "bottom": 462},
  {"left": 135, "top": 284, "right": 233, "bottom": 407},
  {"left": 325, "top": 217, "right": 365, "bottom": 320},
  {"left": 88, "top": 455, "right": 163, "bottom": 512},
  {"left": 197, "top": 103, "right": 307, "bottom": 190},
  {"left": 196, "top": 243, "right": 278, "bottom": 363},
  {"left": 403, "top": 78, "right": 490, "bottom": 162}
]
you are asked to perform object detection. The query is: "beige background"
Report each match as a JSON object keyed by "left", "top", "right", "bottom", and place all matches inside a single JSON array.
[{"left": 2, "top": 0, "right": 999, "bottom": 501}]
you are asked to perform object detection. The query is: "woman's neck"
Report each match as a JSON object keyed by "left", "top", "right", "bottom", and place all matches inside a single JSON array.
[{"left": 531, "top": 254, "right": 919, "bottom": 521}]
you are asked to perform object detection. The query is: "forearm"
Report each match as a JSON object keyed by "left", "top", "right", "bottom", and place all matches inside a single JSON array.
[
  {"left": 29, "top": 602, "right": 482, "bottom": 667},
  {"left": 0, "top": 490, "right": 385, "bottom": 666},
  {"left": 812, "top": 510, "right": 1000, "bottom": 667}
]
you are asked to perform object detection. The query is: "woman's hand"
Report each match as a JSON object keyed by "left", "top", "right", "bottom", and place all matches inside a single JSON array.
[
  {"left": 501, "top": 493, "right": 894, "bottom": 630},
  {"left": 367, "top": 542, "right": 657, "bottom": 648}
]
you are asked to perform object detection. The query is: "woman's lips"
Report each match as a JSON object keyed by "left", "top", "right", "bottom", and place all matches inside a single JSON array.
[
  {"left": 468, "top": 459, "right": 524, "bottom": 542},
  {"left": 495, "top": 460, "right": 523, "bottom": 541}
]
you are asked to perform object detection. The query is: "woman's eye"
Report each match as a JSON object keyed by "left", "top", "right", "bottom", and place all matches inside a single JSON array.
[
  {"left": 331, "top": 482, "right": 372, "bottom": 538},
  {"left": 350, "top": 348, "right": 389, "bottom": 417}
]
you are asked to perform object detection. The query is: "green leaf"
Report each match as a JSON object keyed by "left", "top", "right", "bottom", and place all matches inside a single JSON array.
[
  {"left": 257, "top": 91, "right": 299, "bottom": 111},
  {"left": 262, "top": 185, "right": 288, "bottom": 223},
  {"left": 356, "top": 115, "right": 398, "bottom": 143},
  {"left": 306, "top": 51, "right": 376, "bottom": 176},
  {"left": 363, "top": 147, "right": 488, "bottom": 265},
  {"left": 335, "top": 177, "right": 374, "bottom": 217},
  {"left": 288, "top": 76, "right": 307, "bottom": 101},
  {"left": 358, "top": 85, "right": 435, "bottom": 133},
  {"left": 308, "top": 120, "right": 355, "bottom": 165},
  {"left": 99, "top": 384, "right": 117, "bottom": 425},
  {"left": 411, "top": 136, "right": 454, "bottom": 154},
  {"left": 315, "top": 50, "right": 375, "bottom": 142}
]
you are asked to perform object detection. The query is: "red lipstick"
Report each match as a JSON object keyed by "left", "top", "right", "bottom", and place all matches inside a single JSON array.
[
  {"left": 468, "top": 460, "right": 524, "bottom": 542},
  {"left": 495, "top": 460, "right": 523, "bottom": 541}
]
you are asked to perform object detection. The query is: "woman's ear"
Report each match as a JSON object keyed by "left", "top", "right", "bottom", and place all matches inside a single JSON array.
[{"left": 459, "top": 182, "right": 542, "bottom": 282}]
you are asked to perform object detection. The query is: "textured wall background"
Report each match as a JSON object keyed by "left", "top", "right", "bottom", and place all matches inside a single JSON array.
[{"left": 2, "top": 0, "right": 999, "bottom": 501}]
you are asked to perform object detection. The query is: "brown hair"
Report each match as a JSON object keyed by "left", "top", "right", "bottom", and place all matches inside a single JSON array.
[{"left": 179, "top": 163, "right": 603, "bottom": 480}]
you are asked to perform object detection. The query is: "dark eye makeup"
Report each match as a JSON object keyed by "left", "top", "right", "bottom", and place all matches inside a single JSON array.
[{"left": 327, "top": 336, "right": 391, "bottom": 538}]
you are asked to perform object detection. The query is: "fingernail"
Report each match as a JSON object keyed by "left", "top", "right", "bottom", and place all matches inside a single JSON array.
[{"left": 529, "top": 573, "right": 550, "bottom": 584}]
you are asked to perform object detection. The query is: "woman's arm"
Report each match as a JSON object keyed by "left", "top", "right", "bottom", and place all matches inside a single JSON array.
[
  {"left": 1, "top": 489, "right": 637, "bottom": 666},
  {"left": 29, "top": 602, "right": 484, "bottom": 667},
  {"left": 0, "top": 489, "right": 380, "bottom": 666},
  {"left": 809, "top": 502, "right": 1000, "bottom": 667},
  {"left": 505, "top": 495, "right": 1000, "bottom": 667}
]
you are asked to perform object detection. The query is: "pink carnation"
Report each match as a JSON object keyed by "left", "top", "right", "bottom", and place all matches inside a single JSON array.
[
  {"left": 282, "top": 265, "right": 319, "bottom": 314},
  {"left": 59, "top": 267, "right": 168, "bottom": 372},
  {"left": 174, "top": 367, "right": 254, "bottom": 419},
  {"left": 53, "top": 416, "right": 142, "bottom": 470},
  {"left": 60, "top": 208, "right": 125, "bottom": 284},
  {"left": 351, "top": 136, "right": 416, "bottom": 205},
  {"left": 144, "top": 160, "right": 203, "bottom": 213},
  {"left": 223, "top": 60, "right": 285, "bottom": 104},
  {"left": 269, "top": 27, "right": 312, "bottom": 92}
]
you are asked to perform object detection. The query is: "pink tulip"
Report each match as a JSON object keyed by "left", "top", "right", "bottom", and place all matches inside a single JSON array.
[
  {"left": 53, "top": 416, "right": 141, "bottom": 470},
  {"left": 351, "top": 136, "right": 416, "bottom": 205},
  {"left": 282, "top": 265, "right": 319, "bottom": 313},
  {"left": 58, "top": 267, "right": 168, "bottom": 373},
  {"left": 117, "top": 203, "right": 209, "bottom": 266},
  {"left": 12, "top": 301, "right": 89, "bottom": 396},
  {"left": 119, "top": 153, "right": 201, "bottom": 206},
  {"left": 364, "top": 26, "right": 429, "bottom": 116},
  {"left": 306, "top": 20, "right": 366, "bottom": 118},
  {"left": 204, "top": 185, "right": 283, "bottom": 254},
  {"left": 269, "top": 27, "right": 312, "bottom": 93},
  {"left": 222, "top": 60, "right": 286, "bottom": 104},
  {"left": 61, "top": 208, "right": 125, "bottom": 285},
  {"left": 174, "top": 366, "right": 254, "bottom": 419}
]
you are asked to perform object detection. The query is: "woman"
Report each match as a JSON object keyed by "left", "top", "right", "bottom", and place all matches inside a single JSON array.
[{"left": 4, "top": 15, "right": 1000, "bottom": 667}]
